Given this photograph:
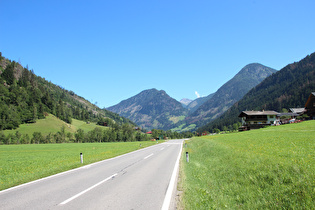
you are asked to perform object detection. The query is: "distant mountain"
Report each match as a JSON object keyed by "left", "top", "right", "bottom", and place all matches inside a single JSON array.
[
  {"left": 199, "top": 52, "right": 315, "bottom": 132},
  {"left": 183, "top": 63, "right": 277, "bottom": 129},
  {"left": 180, "top": 98, "right": 193, "bottom": 107},
  {"left": 107, "top": 88, "right": 188, "bottom": 130},
  {"left": 109, "top": 63, "right": 277, "bottom": 132},
  {"left": 185, "top": 93, "right": 215, "bottom": 113}
]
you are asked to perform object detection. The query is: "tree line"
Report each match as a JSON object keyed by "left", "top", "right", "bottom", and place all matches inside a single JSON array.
[
  {"left": 0, "top": 125, "right": 193, "bottom": 145},
  {"left": 0, "top": 124, "right": 147, "bottom": 144}
]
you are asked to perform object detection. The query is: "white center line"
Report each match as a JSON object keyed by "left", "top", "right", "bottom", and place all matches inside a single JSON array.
[
  {"left": 59, "top": 173, "right": 117, "bottom": 205},
  {"left": 144, "top": 153, "right": 154, "bottom": 159},
  {"left": 160, "top": 147, "right": 165, "bottom": 150}
]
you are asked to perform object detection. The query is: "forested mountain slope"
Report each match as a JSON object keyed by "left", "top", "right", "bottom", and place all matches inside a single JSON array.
[
  {"left": 107, "top": 88, "right": 188, "bottom": 130},
  {"left": 0, "top": 52, "right": 135, "bottom": 130},
  {"left": 183, "top": 63, "right": 277, "bottom": 129},
  {"left": 199, "top": 52, "right": 315, "bottom": 132}
]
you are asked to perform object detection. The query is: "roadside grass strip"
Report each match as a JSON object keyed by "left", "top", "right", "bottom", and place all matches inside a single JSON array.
[
  {"left": 179, "top": 121, "right": 315, "bottom": 209},
  {"left": 0, "top": 141, "right": 157, "bottom": 191}
]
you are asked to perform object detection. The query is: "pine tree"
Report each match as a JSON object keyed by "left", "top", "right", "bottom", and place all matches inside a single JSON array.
[{"left": 2, "top": 62, "right": 15, "bottom": 85}]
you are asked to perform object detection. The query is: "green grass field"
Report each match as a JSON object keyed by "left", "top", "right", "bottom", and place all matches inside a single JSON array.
[
  {"left": 0, "top": 141, "right": 158, "bottom": 191},
  {"left": 2, "top": 114, "right": 108, "bottom": 137},
  {"left": 179, "top": 121, "right": 315, "bottom": 209}
]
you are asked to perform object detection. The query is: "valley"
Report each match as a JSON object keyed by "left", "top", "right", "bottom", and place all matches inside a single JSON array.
[
  {"left": 1, "top": 51, "right": 315, "bottom": 136},
  {"left": 1, "top": 2, "right": 314, "bottom": 209}
]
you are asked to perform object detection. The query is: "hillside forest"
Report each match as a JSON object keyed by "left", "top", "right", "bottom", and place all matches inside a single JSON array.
[{"left": 0, "top": 52, "right": 191, "bottom": 144}]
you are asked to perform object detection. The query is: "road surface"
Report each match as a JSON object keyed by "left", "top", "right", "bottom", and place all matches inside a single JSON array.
[{"left": 0, "top": 139, "right": 184, "bottom": 210}]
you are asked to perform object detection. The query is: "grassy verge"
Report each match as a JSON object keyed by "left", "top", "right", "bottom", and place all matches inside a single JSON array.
[
  {"left": 0, "top": 141, "right": 158, "bottom": 191},
  {"left": 179, "top": 121, "right": 315, "bottom": 209}
]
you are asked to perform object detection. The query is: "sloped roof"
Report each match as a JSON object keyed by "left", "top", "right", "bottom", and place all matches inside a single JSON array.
[
  {"left": 238, "top": 110, "right": 279, "bottom": 117},
  {"left": 289, "top": 108, "right": 306, "bottom": 113},
  {"left": 278, "top": 113, "right": 300, "bottom": 117}
]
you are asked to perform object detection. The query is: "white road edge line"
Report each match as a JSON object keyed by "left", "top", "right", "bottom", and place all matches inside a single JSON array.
[
  {"left": 59, "top": 173, "right": 117, "bottom": 205},
  {"left": 161, "top": 140, "right": 183, "bottom": 210},
  {"left": 144, "top": 153, "right": 154, "bottom": 159}
]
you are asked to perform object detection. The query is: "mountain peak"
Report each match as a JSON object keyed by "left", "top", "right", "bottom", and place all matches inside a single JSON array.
[
  {"left": 107, "top": 89, "right": 188, "bottom": 130},
  {"left": 184, "top": 63, "right": 277, "bottom": 128},
  {"left": 236, "top": 63, "right": 277, "bottom": 79},
  {"left": 180, "top": 98, "right": 193, "bottom": 106}
]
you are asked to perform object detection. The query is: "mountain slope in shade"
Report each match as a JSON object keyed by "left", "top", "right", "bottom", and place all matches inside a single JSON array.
[
  {"left": 184, "top": 63, "right": 277, "bottom": 128},
  {"left": 107, "top": 88, "right": 188, "bottom": 130}
]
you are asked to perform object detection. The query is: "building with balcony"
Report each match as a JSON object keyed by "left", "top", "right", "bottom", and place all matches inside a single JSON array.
[{"left": 238, "top": 110, "right": 280, "bottom": 130}]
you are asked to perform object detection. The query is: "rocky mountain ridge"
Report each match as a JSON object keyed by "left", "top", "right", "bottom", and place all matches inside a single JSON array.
[
  {"left": 107, "top": 88, "right": 188, "bottom": 130},
  {"left": 182, "top": 63, "right": 277, "bottom": 129},
  {"left": 108, "top": 63, "right": 277, "bottom": 131}
]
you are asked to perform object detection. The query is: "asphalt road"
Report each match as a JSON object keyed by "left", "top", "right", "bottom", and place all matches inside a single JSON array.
[{"left": 0, "top": 139, "right": 184, "bottom": 210}]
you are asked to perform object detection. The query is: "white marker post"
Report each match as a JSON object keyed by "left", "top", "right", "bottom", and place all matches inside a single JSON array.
[{"left": 80, "top": 153, "right": 83, "bottom": 164}]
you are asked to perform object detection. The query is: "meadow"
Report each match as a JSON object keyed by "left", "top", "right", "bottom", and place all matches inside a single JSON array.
[
  {"left": 179, "top": 121, "right": 315, "bottom": 209},
  {"left": 0, "top": 141, "right": 157, "bottom": 191},
  {"left": 2, "top": 114, "right": 108, "bottom": 137}
]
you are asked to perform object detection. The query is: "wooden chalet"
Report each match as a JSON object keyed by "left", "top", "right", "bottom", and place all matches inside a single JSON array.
[
  {"left": 238, "top": 110, "right": 280, "bottom": 131},
  {"left": 305, "top": 92, "right": 315, "bottom": 119}
]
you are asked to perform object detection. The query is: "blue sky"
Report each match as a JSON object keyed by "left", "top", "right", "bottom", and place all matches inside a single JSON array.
[{"left": 1, "top": 0, "right": 315, "bottom": 108}]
